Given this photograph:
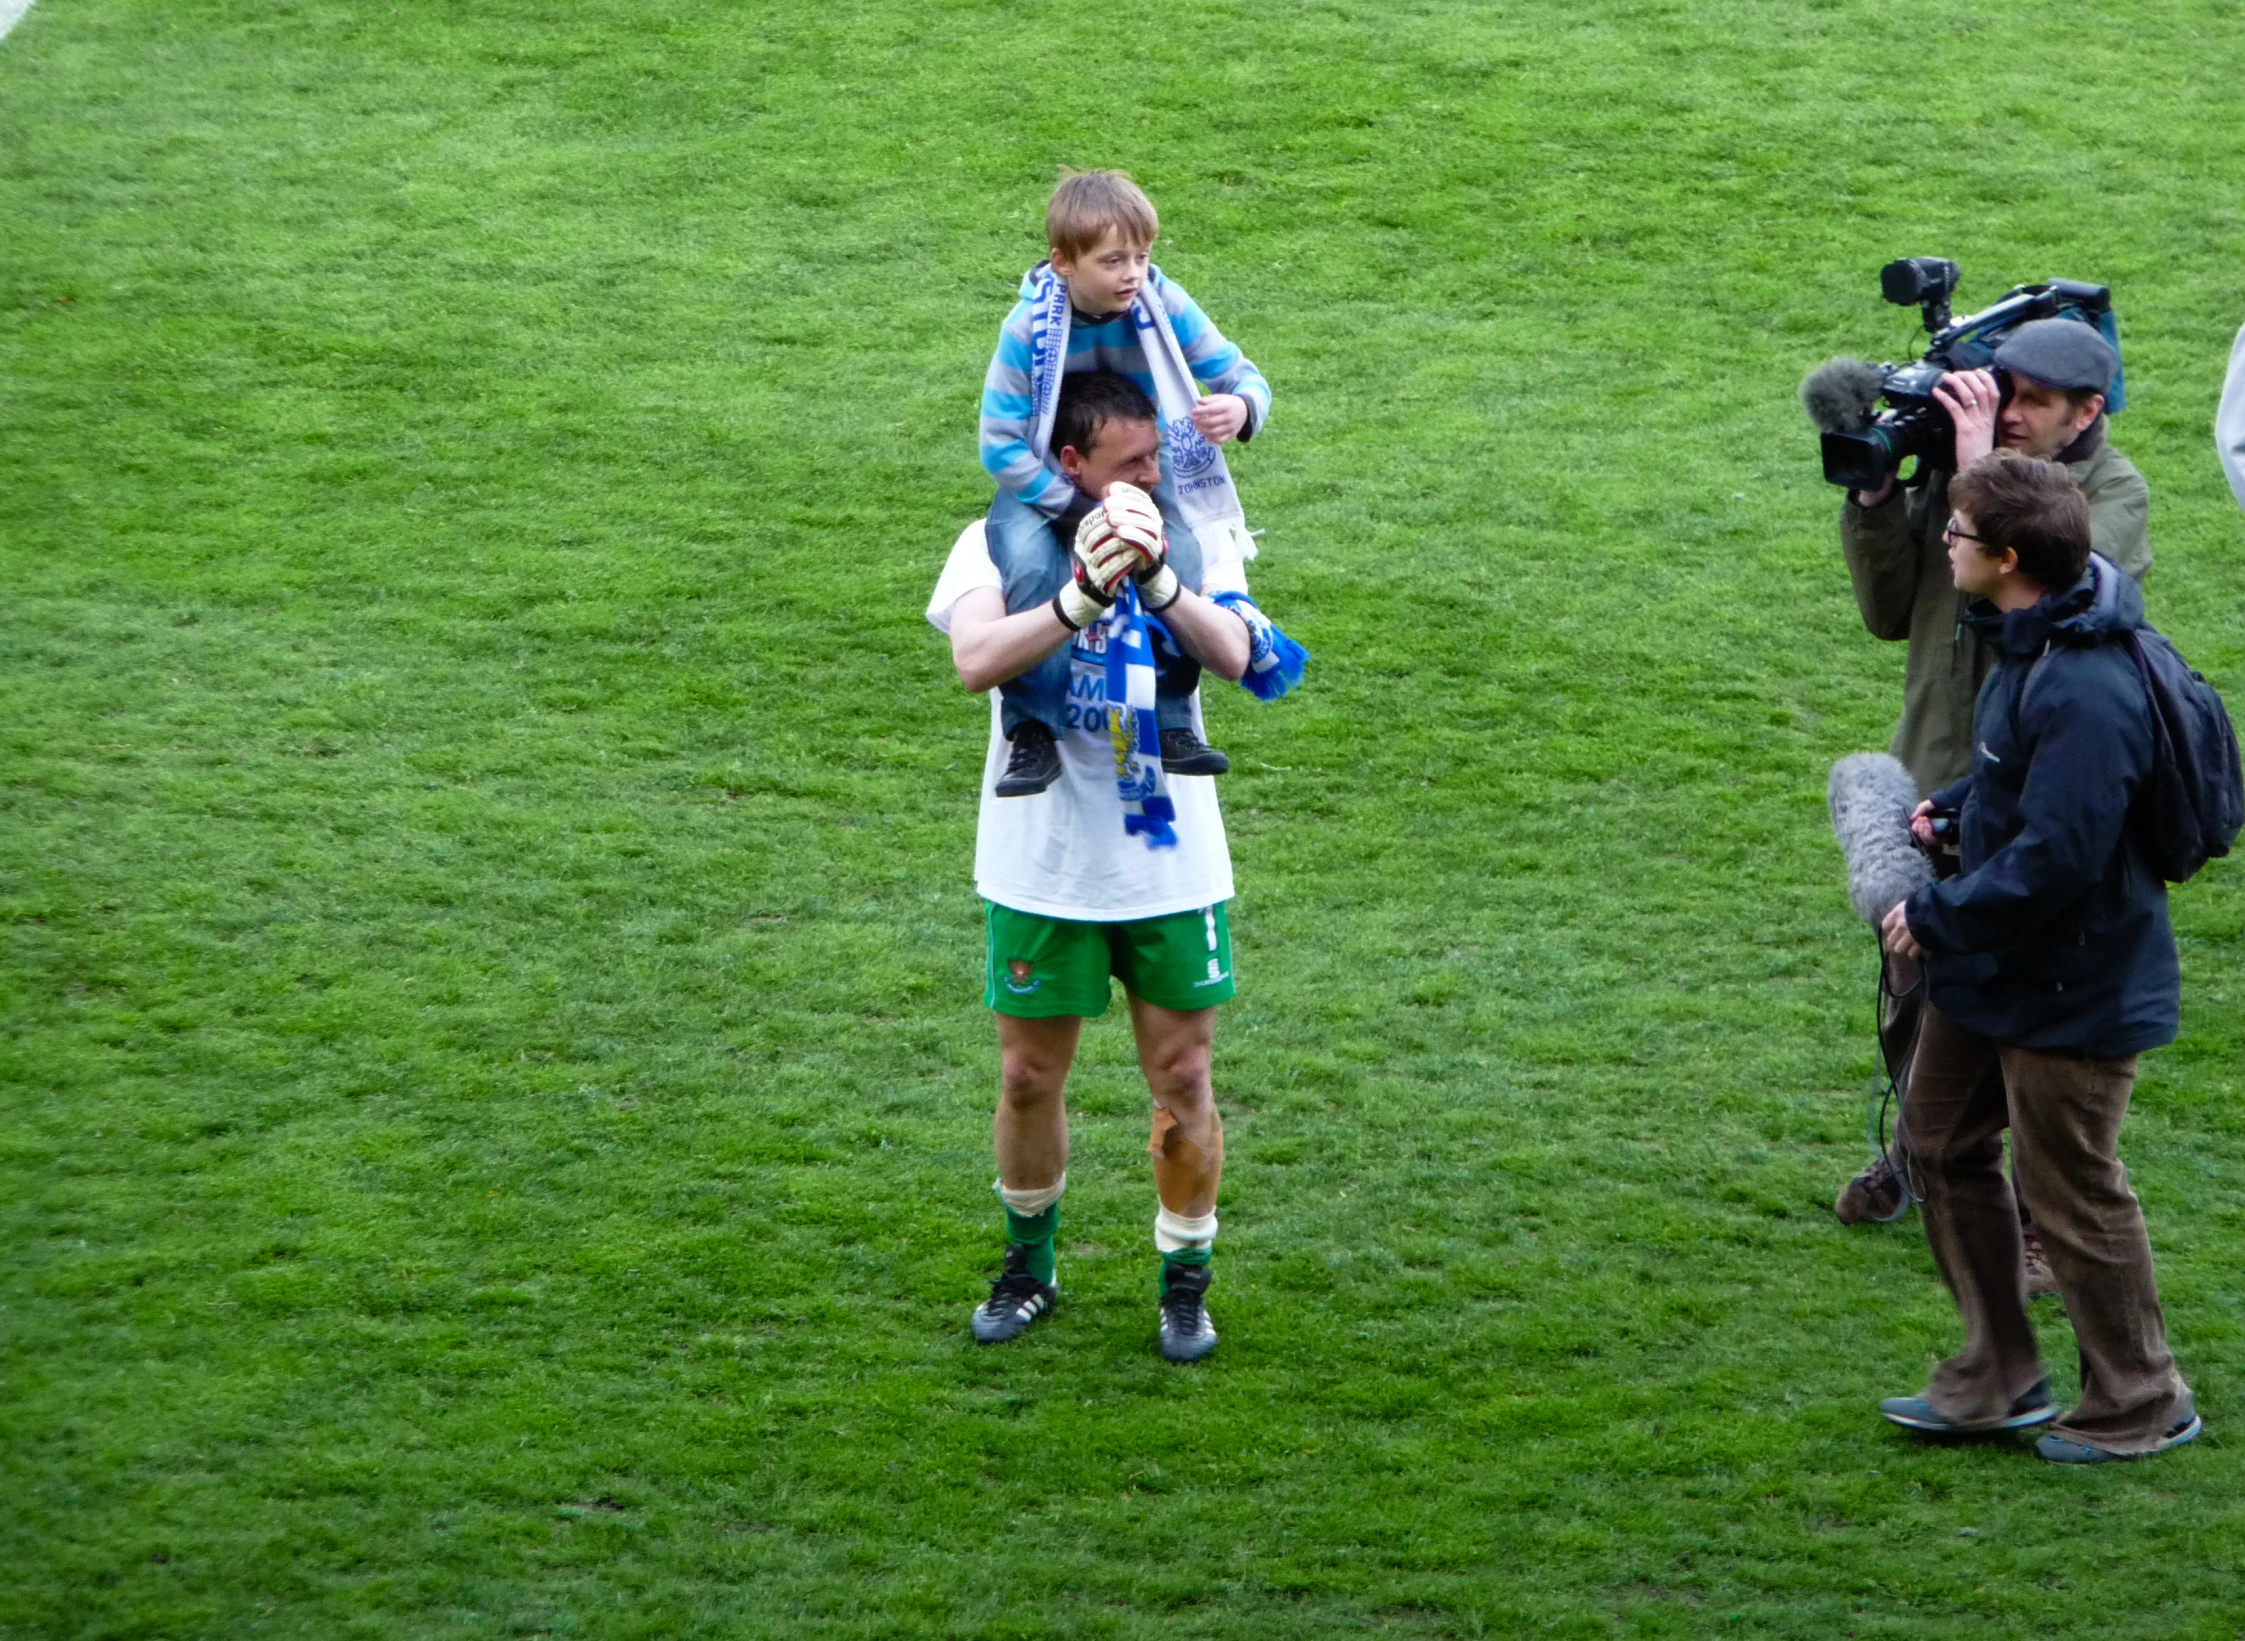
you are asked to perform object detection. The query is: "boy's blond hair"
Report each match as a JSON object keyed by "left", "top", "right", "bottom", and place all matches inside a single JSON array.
[{"left": 1047, "top": 169, "right": 1159, "bottom": 261}]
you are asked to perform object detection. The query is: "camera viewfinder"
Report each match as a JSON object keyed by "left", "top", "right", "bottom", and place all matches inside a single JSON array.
[{"left": 1881, "top": 257, "right": 1962, "bottom": 333}]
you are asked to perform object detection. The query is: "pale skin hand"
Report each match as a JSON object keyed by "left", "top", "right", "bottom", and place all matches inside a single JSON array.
[
  {"left": 1880, "top": 800, "right": 1939, "bottom": 957},
  {"left": 1190, "top": 393, "right": 1249, "bottom": 445},
  {"left": 1933, "top": 367, "right": 2002, "bottom": 471},
  {"left": 1880, "top": 901, "right": 1923, "bottom": 959},
  {"left": 1851, "top": 367, "right": 2005, "bottom": 507}
]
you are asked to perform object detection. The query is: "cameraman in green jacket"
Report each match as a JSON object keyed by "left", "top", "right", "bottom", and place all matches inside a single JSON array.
[
  {"left": 1832, "top": 321, "right": 2150, "bottom": 1246},
  {"left": 1840, "top": 320, "right": 2149, "bottom": 796}
]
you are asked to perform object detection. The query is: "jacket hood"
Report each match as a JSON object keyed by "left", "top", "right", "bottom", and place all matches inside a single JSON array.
[{"left": 1966, "top": 553, "right": 2144, "bottom": 656}]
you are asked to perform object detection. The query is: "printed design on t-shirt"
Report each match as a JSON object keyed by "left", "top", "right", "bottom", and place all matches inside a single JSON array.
[
  {"left": 1063, "top": 629, "right": 1113, "bottom": 735},
  {"left": 1003, "top": 958, "right": 1041, "bottom": 995}
]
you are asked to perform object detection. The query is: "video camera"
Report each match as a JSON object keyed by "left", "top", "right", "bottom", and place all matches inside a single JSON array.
[{"left": 1803, "top": 259, "right": 2125, "bottom": 491}]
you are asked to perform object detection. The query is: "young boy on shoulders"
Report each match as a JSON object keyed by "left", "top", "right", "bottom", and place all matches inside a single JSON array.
[{"left": 978, "top": 168, "right": 1272, "bottom": 797}]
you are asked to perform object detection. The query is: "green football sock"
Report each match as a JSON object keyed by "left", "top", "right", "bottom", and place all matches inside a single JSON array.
[
  {"left": 1161, "top": 1245, "right": 1211, "bottom": 1279},
  {"left": 1005, "top": 1203, "right": 1058, "bottom": 1285}
]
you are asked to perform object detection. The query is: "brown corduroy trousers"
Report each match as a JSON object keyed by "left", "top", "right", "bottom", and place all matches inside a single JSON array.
[{"left": 1901, "top": 1003, "right": 2193, "bottom": 1453}]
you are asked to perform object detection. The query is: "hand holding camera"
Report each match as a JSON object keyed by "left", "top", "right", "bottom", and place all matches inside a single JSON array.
[
  {"left": 1801, "top": 258, "right": 2120, "bottom": 492},
  {"left": 1931, "top": 369, "right": 2000, "bottom": 471}
]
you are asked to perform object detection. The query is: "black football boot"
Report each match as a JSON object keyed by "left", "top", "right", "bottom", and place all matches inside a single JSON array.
[
  {"left": 971, "top": 1244, "right": 1058, "bottom": 1344},
  {"left": 1157, "top": 1261, "right": 1218, "bottom": 1363}
]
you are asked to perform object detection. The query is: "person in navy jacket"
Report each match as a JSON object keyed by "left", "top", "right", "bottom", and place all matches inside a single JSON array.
[{"left": 1875, "top": 449, "right": 2198, "bottom": 1463}]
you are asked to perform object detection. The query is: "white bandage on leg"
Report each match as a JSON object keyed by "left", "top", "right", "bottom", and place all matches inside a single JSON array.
[
  {"left": 1154, "top": 1205, "right": 1218, "bottom": 1254},
  {"left": 995, "top": 1173, "right": 1067, "bottom": 1217}
]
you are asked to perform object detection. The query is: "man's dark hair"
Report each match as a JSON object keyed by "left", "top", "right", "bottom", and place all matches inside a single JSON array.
[
  {"left": 1054, "top": 371, "right": 1158, "bottom": 459},
  {"left": 1950, "top": 450, "right": 2093, "bottom": 589}
]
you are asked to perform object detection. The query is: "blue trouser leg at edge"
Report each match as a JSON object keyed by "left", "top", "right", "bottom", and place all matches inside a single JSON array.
[
  {"left": 985, "top": 491, "right": 1071, "bottom": 740},
  {"left": 1148, "top": 475, "right": 1207, "bottom": 735}
]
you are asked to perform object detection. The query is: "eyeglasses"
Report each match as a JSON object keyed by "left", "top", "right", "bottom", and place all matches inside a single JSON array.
[{"left": 1943, "top": 516, "right": 1988, "bottom": 545}]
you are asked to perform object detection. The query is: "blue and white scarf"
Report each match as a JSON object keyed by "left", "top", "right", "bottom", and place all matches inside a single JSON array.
[
  {"left": 1208, "top": 593, "right": 1310, "bottom": 702},
  {"left": 1101, "top": 580, "right": 1177, "bottom": 850},
  {"left": 1024, "top": 264, "right": 1247, "bottom": 541},
  {"left": 1026, "top": 265, "right": 1307, "bottom": 847}
]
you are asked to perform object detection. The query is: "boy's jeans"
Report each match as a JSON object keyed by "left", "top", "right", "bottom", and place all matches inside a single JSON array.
[{"left": 985, "top": 487, "right": 1205, "bottom": 741}]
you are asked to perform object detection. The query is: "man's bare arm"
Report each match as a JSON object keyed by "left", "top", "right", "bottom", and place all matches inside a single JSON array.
[
  {"left": 950, "top": 574, "right": 1250, "bottom": 695},
  {"left": 949, "top": 586, "right": 1073, "bottom": 694}
]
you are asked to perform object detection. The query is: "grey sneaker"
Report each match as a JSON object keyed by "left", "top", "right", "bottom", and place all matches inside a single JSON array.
[
  {"left": 971, "top": 1244, "right": 1056, "bottom": 1344},
  {"left": 1880, "top": 1377, "right": 2056, "bottom": 1436},
  {"left": 2035, "top": 1410, "right": 2202, "bottom": 1464},
  {"left": 1157, "top": 1262, "right": 1218, "bottom": 1363}
]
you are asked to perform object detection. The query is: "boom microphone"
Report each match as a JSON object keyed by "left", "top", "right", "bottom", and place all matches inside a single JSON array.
[
  {"left": 1801, "top": 357, "right": 1886, "bottom": 435},
  {"left": 1828, "top": 753, "right": 1932, "bottom": 927}
]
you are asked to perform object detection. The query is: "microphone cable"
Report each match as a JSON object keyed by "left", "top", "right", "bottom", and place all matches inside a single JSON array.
[{"left": 1865, "top": 945, "right": 1924, "bottom": 1223}]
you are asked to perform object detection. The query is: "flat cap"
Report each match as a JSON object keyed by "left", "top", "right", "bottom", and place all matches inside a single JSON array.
[{"left": 1995, "top": 318, "right": 2119, "bottom": 396}]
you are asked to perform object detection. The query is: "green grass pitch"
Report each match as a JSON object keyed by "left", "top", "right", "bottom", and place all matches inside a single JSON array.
[{"left": 5, "top": 0, "right": 2244, "bottom": 1633}]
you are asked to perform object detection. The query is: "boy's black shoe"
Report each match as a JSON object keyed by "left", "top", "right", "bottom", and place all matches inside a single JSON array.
[
  {"left": 971, "top": 1244, "right": 1057, "bottom": 1344},
  {"left": 1159, "top": 728, "right": 1230, "bottom": 777},
  {"left": 1157, "top": 1262, "right": 1218, "bottom": 1363},
  {"left": 995, "top": 722, "right": 1061, "bottom": 798}
]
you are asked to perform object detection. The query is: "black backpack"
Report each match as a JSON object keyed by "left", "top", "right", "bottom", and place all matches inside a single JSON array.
[{"left": 2126, "top": 630, "right": 2245, "bottom": 883}]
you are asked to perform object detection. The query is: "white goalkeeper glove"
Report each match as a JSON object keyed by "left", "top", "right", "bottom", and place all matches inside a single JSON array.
[
  {"left": 1053, "top": 505, "right": 1143, "bottom": 630},
  {"left": 1098, "top": 482, "right": 1180, "bottom": 610}
]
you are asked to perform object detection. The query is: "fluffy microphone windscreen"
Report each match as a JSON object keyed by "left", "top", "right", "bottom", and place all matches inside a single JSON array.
[
  {"left": 1828, "top": 752, "right": 1933, "bottom": 927},
  {"left": 1800, "top": 357, "right": 1887, "bottom": 434}
]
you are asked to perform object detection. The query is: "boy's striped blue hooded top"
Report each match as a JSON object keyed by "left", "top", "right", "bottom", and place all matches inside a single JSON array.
[{"left": 979, "top": 263, "right": 1271, "bottom": 519}]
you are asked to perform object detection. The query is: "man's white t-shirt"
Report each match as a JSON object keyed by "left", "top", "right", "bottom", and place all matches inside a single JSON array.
[{"left": 926, "top": 519, "right": 1251, "bottom": 922}]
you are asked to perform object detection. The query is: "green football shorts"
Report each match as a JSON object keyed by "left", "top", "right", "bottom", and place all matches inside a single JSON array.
[{"left": 984, "top": 900, "right": 1235, "bottom": 1018}]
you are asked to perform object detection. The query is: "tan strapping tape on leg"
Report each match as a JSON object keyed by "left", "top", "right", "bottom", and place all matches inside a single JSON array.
[{"left": 1148, "top": 1105, "right": 1178, "bottom": 1158}]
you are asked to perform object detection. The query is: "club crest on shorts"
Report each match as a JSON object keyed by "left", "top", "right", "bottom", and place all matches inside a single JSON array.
[
  {"left": 1166, "top": 413, "right": 1220, "bottom": 479},
  {"left": 1003, "top": 958, "right": 1040, "bottom": 995}
]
